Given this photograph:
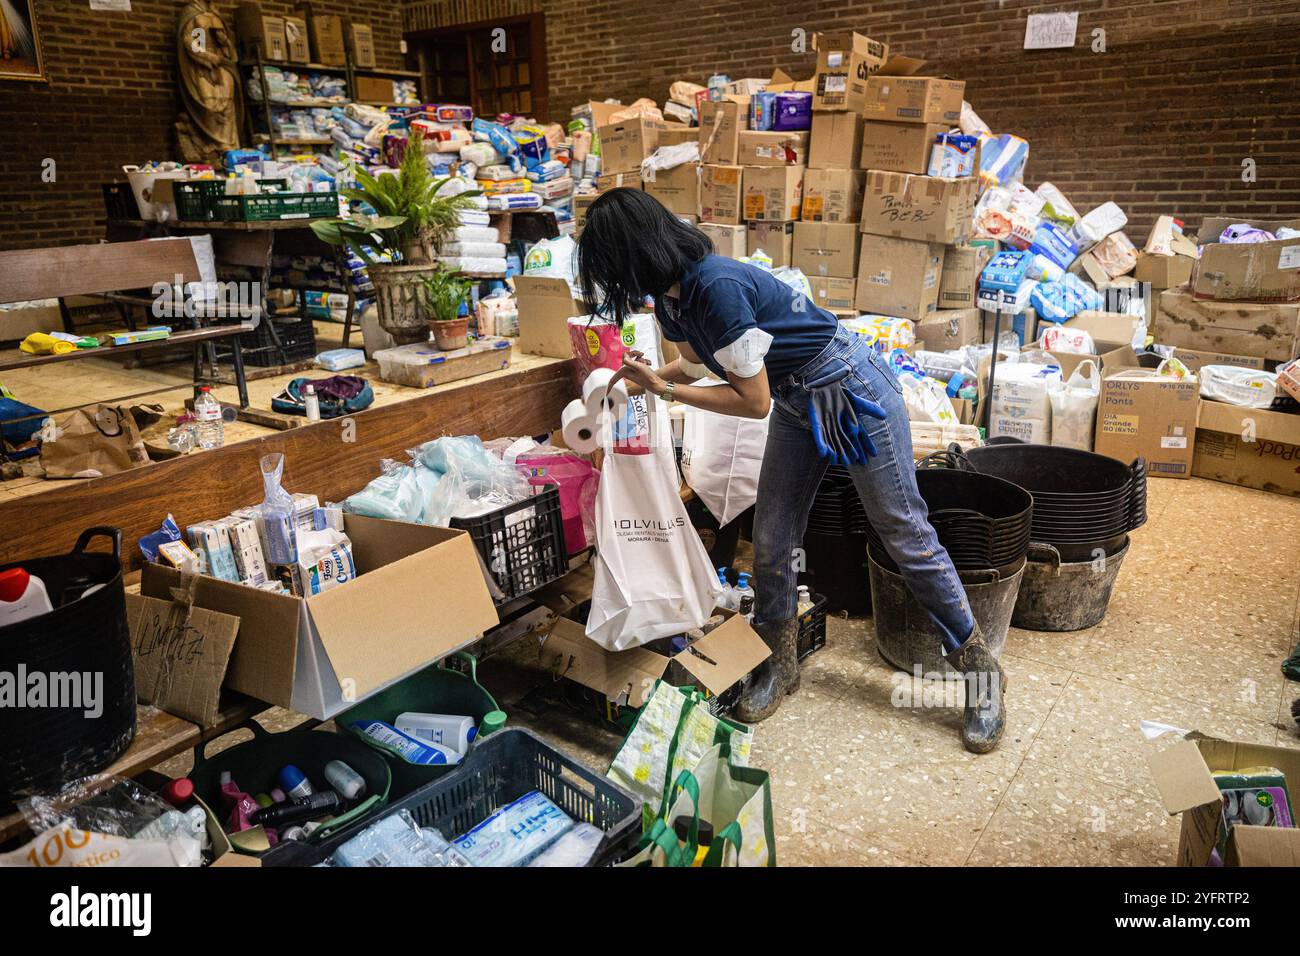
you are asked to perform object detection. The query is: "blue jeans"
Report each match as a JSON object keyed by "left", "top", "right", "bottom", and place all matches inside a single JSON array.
[{"left": 752, "top": 327, "right": 975, "bottom": 652}]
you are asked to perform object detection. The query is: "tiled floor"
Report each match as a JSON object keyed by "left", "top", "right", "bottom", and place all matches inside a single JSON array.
[{"left": 482, "top": 475, "right": 1300, "bottom": 866}]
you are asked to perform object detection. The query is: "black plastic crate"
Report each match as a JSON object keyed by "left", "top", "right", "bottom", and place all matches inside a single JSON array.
[
  {"left": 797, "top": 592, "right": 829, "bottom": 661},
  {"left": 238, "top": 313, "right": 317, "bottom": 367},
  {"left": 263, "top": 728, "right": 641, "bottom": 867},
  {"left": 102, "top": 182, "right": 140, "bottom": 221},
  {"left": 451, "top": 485, "right": 567, "bottom": 603}
]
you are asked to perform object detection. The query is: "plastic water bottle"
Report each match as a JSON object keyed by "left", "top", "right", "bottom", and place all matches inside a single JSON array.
[
  {"left": 734, "top": 572, "right": 755, "bottom": 621},
  {"left": 194, "top": 387, "right": 224, "bottom": 449}
]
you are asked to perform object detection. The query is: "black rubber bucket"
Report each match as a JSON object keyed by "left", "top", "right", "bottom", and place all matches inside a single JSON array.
[
  {"left": 0, "top": 528, "right": 136, "bottom": 802},
  {"left": 1011, "top": 539, "right": 1130, "bottom": 632}
]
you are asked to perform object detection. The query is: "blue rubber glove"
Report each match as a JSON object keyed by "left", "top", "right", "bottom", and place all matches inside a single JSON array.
[{"left": 807, "top": 381, "right": 888, "bottom": 466}]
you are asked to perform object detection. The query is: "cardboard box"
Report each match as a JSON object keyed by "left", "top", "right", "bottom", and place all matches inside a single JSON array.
[
  {"left": 1062, "top": 310, "right": 1145, "bottom": 353},
  {"left": 700, "top": 221, "right": 747, "bottom": 258},
  {"left": 939, "top": 244, "right": 993, "bottom": 309},
  {"left": 539, "top": 602, "right": 770, "bottom": 710},
  {"left": 643, "top": 161, "right": 699, "bottom": 218},
  {"left": 1155, "top": 289, "right": 1300, "bottom": 362},
  {"left": 301, "top": 10, "right": 346, "bottom": 66},
  {"left": 354, "top": 75, "right": 396, "bottom": 104},
  {"left": 140, "top": 517, "right": 498, "bottom": 719},
  {"left": 1094, "top": 367, "right": 1199, "bottom": 477},
  {"left": 915, "top": 308, "right": 982, "bottom": 351},
  {"left": 1135, "top": 251, "right": 1195, "bottom": 290},
  {"left": 742, "top": 166, "right": 803, "bottom": 222},
  {"left": 236, "top": 9, "right": 287, "bottom": 61},
  {"left": 808, "top": 276, "right": 857, "bottom": 313},
  {"left": 793, "top": 221, "right": 861, "bottom": 279},
  {"left": 808, "top": 112, "right": 864, "bottom": 170},
  {"left": 598, "top": 116, "right": 667, "bottom": 176},
  {"left": 863, "top": 76, "right": 965, "bottom": 125},
  {"left": 512, "top": 275, "right": 586, "bottom": 358},
  {"left": 347, "top": 22, "right": 376, "bottom": 69},
  {"left": 747, "top": 221, "right": 795, "bottom": 268},
  {"left": 1192, "top": 218, "right": 1300, "bottom": 302},
  {"left": 698, "top": 100, "right": 745, "bottom": 165},
  {"left": 812, "top": 32, "right": 889, "bottom": 112},
  {"left": 859, "top": 121, "right": 949, "bottom": 175},
  {"left": 736, "top": 130, "right": 809, "bottom": 167},
  {"left": 854, "top": 234, "right": 943, "bottom": 322},
  {"left": 1149, "top": 736, "right": 1300, "bottom": 866},
  {"left": 594, "top": 170, "right": 639, "bottom": 195},
  {"left": 658, "top": 126, "right": 698, "bottom": 148},
  {"left": 859, "top": 171, "right": 978, "bottom": 244},
  {"left": 573, "top": 193, "right": 596, "bottom": 236},
  {"left": 1035, "top": 344, "right": 1135, "bottom": 381},
  {"left": 283, "top": 15, "right": 310, "bottom": 62},
  {"left": 801, "top": 168, "right": 866, "bottom": 224},
  {"left": 1193, "top": 398, "right": 1300, "bottom": 497},
  {"left": 1168, "top": 348, "right": 1265, "bottom": 375},
  {"left": 699, "top": 164, "right": 744, "bottom": 225}
]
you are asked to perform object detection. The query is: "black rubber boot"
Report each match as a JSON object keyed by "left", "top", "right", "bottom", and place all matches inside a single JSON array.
[
  {"left": 943, "top": 623, "right": 1006, "bottom": 754},
  {"left": 735, "top": 618, "right": 799, "bottom": 723}
]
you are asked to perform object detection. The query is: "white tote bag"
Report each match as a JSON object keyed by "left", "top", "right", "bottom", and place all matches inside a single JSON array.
[
  {"left": 1049, "top": 359, "right": 1100, "bottom": 451},
  {"left": 586, "top": 395, "right": 724, "bottom": 651},
  {"left": 680, "top": 398, "right": 769, "bottom": 527}
]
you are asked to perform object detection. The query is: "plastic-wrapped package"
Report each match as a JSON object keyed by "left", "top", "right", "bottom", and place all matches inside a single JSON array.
[
  {"left": 1035, "top": 182, "right": 1079, "bottom": 227},
  {"left": 453, "top": 790, "right": 574, "bottom": 867},
  {"left": 316, "top": 348, "right": 366, "bottom": 371},
  {"left": 670, "top": 80, "right": 706, "bottom": 106},
  {"left": 641, "top": 142, "right": 701, "bottom": 179},
  {"left": 436, "top": 255, "right": 509, "bottom": 274},
  {"left": 527, "top": 822, "right": 604, "bottom": 867},
  {"left": 958, "top": 101, "right": 991, "bottom": 136},
  {"left": 1069, "top": 201, "right": 1128, "bottom": 251},
  {"left": 295, "top": 527, "right": 356, "bottom": 595},
  {"left": 259, "top": 453, "right": 299, "bottom": 564},
  {"left": 414, "top": 435, "right": 532, "bottom": 526},
  {"left": 841, "top": 315, "right": 916, "bottom": 353},
  {"left": 1031, "top": 274, "right": 1102, "bottom": 323},
  {"left": 1219, "top": 224, "right": 1276, "bottom": 244},
  {"left": 523, "top": 235, "right": 578, "bottom": 288},
  {"left": 12, "top": 775, "right": 204, "bottom": 867},
  {"left": 332, "top": 811, "right": 468, "bottom": 867},
  {"left": 1199, "top": 366, "right": 1278, "bottom": 408},
  {"left": 976, "top": 133, "right": 1029, "bottom": 188},
  {"left": 989, "top": 362, "right": 1063, "bottom": 444},
  {"left": 343, "top": 460, "right": 425, "bottom": 523},
  {"left": 441, "top": 241, "right": 508, "bottom": 258},
  {"left": 899, "top": 372, "right": 960, "bottom": 424},
  {"left": 1040, "top": 322, "right": 1096, "bottom": 355}
]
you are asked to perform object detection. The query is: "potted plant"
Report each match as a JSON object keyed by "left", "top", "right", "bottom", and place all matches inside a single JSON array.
[
  {"left": 310, "top": 130, "right": 481, "bottom": 344},
  {"left": 422, "top": 268, "right": 474, "bottom": 350}
]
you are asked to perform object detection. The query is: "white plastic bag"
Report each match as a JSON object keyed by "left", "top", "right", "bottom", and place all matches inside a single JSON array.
[
  {"left": 1049, "top": 360, "right": 1101, "bottom": 451},
  {"left": 899, "top": 372, "right": 960, "bottom": 424},
  {"left": 1199, "top": 365, "right": 1278, "bottom": 409},
  {"left": 586, "top": 396, "right": 724, "bottom": 651},
  {"left": 681, "top": 396, "right": 769, "bottom": 526}
]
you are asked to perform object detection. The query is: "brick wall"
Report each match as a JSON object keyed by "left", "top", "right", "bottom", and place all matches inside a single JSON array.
[
  {"left": 0, "top": 1, "right": 407, "bottom": 251},
  {"left": 537, "top": 0, "right": 1300, "bottom": 237},
  {"left": 3, "top": 1, "right": 1298, "bottom": 252}
]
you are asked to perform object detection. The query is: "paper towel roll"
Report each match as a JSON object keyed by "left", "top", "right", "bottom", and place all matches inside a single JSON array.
[
  {"left": 561, "top": 398, "right": 600, "bottom": 454},
  {"left": 582, "top": 366, "right": 630, "bottom": 418}
]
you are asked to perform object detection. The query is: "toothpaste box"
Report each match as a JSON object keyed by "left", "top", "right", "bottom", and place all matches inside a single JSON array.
[{"left": 187, "top": 522, "right": 241, "bottom": 583}]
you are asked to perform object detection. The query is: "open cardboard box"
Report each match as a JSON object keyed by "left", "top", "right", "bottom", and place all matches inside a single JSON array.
[
  {"left": 141, "top": 516, "right": 498, "bottom": 719},
  {"left": 1193, "top": 397, "right": 1300, "bottom": 497},
  {"left": 533, "top": 563, "right": 770, "bottom": 709},
  {"left": 1192, "top": 217, "right": 1300, "bottom": 302},
  {"left": 1148, "top": 736, "right": 1300, "bottom": 866},
  {"left": 511, "top": 274, "right": 585, "bottom": 359}
]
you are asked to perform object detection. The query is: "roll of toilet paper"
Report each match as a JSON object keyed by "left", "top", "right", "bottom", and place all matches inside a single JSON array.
[
  {"left": 561, "top": 398, "right": 601, "bottom": 454},
  {"left": 582, "top": 367, "right": 631, "bottom": 418}
]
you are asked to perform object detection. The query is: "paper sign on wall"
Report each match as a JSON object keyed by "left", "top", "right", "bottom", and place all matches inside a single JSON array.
[
  {"left": 1024, "top": 12, "right": 1079, "bottom": 49},
  {"left": 90, "top": 0, "right": 133, "bottom": 10}
]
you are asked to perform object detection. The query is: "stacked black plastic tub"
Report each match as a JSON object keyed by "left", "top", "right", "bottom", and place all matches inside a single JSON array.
[{"left": 801, "top": 466, "right": 871, "bottom": 614}]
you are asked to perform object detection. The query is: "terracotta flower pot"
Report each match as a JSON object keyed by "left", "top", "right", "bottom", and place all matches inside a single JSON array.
[{"left": 431, "top": 317, "right": 469, "bottom": 351}]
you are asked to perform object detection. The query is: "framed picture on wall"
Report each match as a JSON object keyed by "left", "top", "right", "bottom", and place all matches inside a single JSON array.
[{"left": 0, "top": 0, "right": 46, "bottom": 82}]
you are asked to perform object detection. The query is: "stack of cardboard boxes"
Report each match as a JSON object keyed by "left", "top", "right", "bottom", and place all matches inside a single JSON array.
[{"left": 1149, "top": 218, "right": 1300, "bottom": 495}]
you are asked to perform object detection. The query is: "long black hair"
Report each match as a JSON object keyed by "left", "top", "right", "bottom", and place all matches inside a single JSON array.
[{"left": 576, "top": 188, "right": 713, "bottom": 322}]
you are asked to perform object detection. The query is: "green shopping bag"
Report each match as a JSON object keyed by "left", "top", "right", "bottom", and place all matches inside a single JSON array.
[
  {"left": 606, "top": 680, "right": 753, "bottom": 816},
  {"left": 620, "top": 742, "right": 777, "bottom": 867}
]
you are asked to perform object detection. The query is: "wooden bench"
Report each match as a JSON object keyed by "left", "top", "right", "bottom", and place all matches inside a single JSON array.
[{"left": 0, "top": 238, "right": 255, "bottom": 409}]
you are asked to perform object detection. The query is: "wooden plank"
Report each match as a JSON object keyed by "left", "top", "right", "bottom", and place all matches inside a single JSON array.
[
  {"left": 0, "top": 361, "right": 577, "bottom": 571},
  {"left": 0, "top": 694, "right": 264, "bottom": 844},
  {"left": 0, "top": 239, "right": 202, "bottom": 303},
  {"left": 0, "top": 325, "right": 253, "bottom": 372}
]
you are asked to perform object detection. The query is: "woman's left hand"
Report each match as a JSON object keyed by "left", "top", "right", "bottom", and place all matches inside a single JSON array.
[{"left": 620, "top": 351, "right": 664, "bottom": 395}]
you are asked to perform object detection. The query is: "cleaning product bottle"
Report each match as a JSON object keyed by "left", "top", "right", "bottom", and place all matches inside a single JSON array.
[
  {"left": 304, "top": 384, "right": 321, "bottom": 422},
  {"left": 797, "top": 585, "right": 813, "bottom": 616},
  {"left": 0, "top": 567, "right": 53, "bottom": 626},
  {"left": 352, "top": 719, "right": 460, "bottom": 765},
  {"left": 468, "top": 710, "right": 507, "bottom": 753},
  {"left": 716, "top": 567, "right": 736, "bottom": 610},
  {"left": 194, "top": 386, "right": 224, "bottom": 449},
  {"left": 394, "top": 713, "right": 476, "bottom": 754},
  {"left": 219, "top": 772, "right": 260, "bottom": 832},
  {"left": 734, "top": 573, "right": 755, "bottom": 621}
]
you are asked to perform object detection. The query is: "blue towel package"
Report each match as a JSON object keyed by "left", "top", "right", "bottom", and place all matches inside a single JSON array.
[
  {"left": 454, "top": 790, "right": 573, "bottom": 867},
  {"left": 980, "top": 250, "right": 1034, "bottom": 293},
  {"left": 749, "top": 92, "right": 777, "bottom": 131},
  {"left": 1031, "top": 273, "right": 1103, "bottom": 323},
  {"left": 1028, "top": 222, "right": 1078, "bottom": 271}
]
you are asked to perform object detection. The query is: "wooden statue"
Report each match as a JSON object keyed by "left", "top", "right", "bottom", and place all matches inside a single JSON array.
[{"left": 174, "top": 0, "right": 243, "bottom": 165}]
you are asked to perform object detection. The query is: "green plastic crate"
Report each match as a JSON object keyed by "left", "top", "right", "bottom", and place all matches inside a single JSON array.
[
  {"left": 211, "top": 189, "right": 337, "bottom": 222},
  {"left": 173, "top": 180, "right": 225, "bottom": 221}
]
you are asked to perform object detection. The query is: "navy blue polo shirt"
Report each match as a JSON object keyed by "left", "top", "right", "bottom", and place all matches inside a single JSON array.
[{"left": 655, "top": 255, "right": 837, "bottom": 387}]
